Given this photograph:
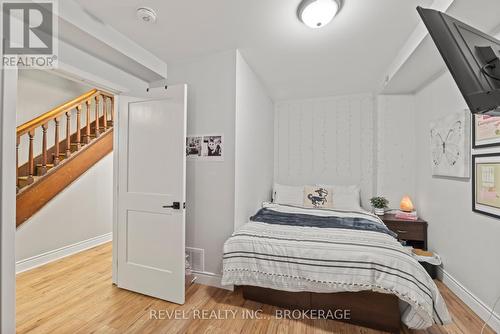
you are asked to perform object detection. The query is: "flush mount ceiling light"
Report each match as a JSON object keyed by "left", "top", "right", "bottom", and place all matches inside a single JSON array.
[
  {"left": 297, "top": 0, "right": 341, "bottom": 29},
  {"left": 136, "top": 7, "right": 157, "bottom": 24}
]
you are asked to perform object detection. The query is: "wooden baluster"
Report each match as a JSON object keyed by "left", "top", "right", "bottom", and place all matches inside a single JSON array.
[
  {"left": 75, "top": 105, "right": 82, "bottom": 150},
  {"left": 85, "top": 100, "right": 91, "bottom": 144},
  {"left": 16, "top": 136, "right": 20, "bottom": 192},
  {"left": 54, "top": 117, "right": 60, "bottom": 165},
  {"left": 28, "top": 130, "right": 35, "bottom": 184},
  {"left": 40, "top": 123, "right": 48, "bottom": 175},
  {"left": 103, "top": 95, "right": 108, "bottom": 131},
  {"left": 95, "top": 96, "right": 100, "bottom": 138},
  {"left": 109, "top": 96, "right": 114, "bottom": 127},
  {"left": 65, "top": 111, "right": 71, "bottom": 157}
]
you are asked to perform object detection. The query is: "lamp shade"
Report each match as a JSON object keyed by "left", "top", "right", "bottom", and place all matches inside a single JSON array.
[{"left": 400, "top": 196, "right": 414, "bottom": 212}]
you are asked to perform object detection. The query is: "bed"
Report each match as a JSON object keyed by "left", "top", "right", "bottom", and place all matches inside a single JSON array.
[{"left": 222, "top": 200, "right": 451, "bottom": 332}]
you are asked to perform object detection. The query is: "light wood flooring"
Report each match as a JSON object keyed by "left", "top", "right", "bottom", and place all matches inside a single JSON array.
[{"left": 16, "top": 242, "right": 494, "bottom": 334}]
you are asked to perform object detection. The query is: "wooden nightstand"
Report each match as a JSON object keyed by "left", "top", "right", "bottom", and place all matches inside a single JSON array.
[{"left": 380, "top": 214, "right": 428, "bottom": 250}]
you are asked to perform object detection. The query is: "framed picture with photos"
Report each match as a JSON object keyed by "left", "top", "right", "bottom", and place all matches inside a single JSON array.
[
  {"left": 186, "top": 134, "right": 224, "bottom": 161},
  {"left": 473, "top": 114, "right": 500, "bottom": 148},
  {"left": 472, "top": 153, "right": 500, "bottom": 219}
]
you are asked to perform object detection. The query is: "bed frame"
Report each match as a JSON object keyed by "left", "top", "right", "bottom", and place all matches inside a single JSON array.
[{"left": 241, "top": 285, "right": 401, "bottom": 333}]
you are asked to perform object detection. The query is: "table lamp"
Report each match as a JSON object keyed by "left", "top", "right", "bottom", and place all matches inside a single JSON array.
[{"left": 400, "top": 196, "right": 414, "bottom": 212}]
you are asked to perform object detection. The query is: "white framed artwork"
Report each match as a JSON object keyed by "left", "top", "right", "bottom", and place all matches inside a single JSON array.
[
  {"left": 429, "top": 110, "right": 470, "bottom": 178},
  {"left": 186, "top": 134, "right": 224, "bottom": 161}
]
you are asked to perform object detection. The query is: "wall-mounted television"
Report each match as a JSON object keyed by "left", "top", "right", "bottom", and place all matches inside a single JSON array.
[{"left": 417, "top": 7, "right": 500, "bottom": 115}]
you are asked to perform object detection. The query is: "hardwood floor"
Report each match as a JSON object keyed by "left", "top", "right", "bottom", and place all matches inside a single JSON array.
[{"left": 17, "top": 242, "right": 494, "bottom": 334}]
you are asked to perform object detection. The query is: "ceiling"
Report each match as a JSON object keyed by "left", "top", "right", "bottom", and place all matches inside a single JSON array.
[
  {"left": 75, "top": 0, "right": 433, "bottom": 101},
  {"left": 383, "top": 0, "right": 500, "bottom": 94}
]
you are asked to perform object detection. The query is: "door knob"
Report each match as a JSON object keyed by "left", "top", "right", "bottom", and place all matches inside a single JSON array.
[{"left": 163, "top": 202, "right": 185, "bottom": 210}]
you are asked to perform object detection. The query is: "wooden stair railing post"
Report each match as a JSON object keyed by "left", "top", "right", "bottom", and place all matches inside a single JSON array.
[
  {"left": 65, "top": 111, "right": 71, "bottom": 157},
  {"left": 16, "top": 136, "right": 20, "bottom": 192},
  {"left": 103, "top": 95, "right": 108, "bottom": 131},
  {"left": 85, "top": 100, "right": 91, "bottom": 144},
  {"left": 27, "top": 130, "right": 35, "bottom": 184},
  {"left": 94, "top": 95, "right": 100, "bottom": 138},
  {"left": 53, "top": 117, "right": 60, "bottom": 165},
  {"left": 75, "top": 105, "right": 82, "bottom": 150},
  {"left": 40, "top": 123, "right": 48, "bottom": 175},
  {"left": 109, "top": 97, "right": 114, "bottom": 126}
]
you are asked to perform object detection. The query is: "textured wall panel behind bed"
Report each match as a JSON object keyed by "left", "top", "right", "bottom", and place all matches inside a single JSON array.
[{"left": 274, "top": 94, "right": 375, "bottom": 210}]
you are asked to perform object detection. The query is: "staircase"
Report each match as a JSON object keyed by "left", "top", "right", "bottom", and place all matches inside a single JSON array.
[{"left": 16, "top": 89, "right": 114, "bottom": 227}]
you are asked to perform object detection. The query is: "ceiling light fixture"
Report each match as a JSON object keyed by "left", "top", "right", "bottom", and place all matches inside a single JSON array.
[
  {"left": 136, "top": 7, "right": 157, "bottom": 24},
  {"left": 297, "top": 0, "right": 341, "bottom": 29}
]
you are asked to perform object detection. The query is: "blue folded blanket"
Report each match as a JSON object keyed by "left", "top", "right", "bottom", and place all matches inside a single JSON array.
[{"left": 250, "top": 208, "right": 397, "bottom": 238}]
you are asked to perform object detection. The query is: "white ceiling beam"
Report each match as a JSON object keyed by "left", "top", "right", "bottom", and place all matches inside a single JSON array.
[
  {"left": 378, "top": 0, "right": 455, "bottom": 93},
  {"left": 58, "top": 0, "right": 167, "bottom": 80}
]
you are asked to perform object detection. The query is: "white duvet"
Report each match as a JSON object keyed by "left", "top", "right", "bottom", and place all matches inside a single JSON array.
[{"left": 222, "top": 203, "right": 451, "bottom": 329}]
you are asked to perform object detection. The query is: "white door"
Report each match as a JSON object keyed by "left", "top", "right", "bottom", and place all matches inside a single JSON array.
[{"left": 116, "top": 84, "right": 187, "bottom": 304}]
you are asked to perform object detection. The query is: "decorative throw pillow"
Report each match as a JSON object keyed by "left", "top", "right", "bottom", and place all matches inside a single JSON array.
[{"left": 303, "top": 186, "right": 333, "bottom": 208}]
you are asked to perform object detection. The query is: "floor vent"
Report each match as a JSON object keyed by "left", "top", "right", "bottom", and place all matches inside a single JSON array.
[{"left": 185, "top": 247, "right": 205, "bottom": 272}]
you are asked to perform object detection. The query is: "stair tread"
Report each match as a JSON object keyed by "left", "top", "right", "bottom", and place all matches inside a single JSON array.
[{"left": 17, "top": 175, "right": 40, "bottom": 188}]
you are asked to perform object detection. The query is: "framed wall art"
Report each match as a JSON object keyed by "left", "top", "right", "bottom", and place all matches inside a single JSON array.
[
  {"left": 430, "top": 110, "right": 470, "bottom": 178},
  {"left": 472, "top": 153, "right": 500, "bottom": 219},
  {"left": 186, "top": 134, "right": 224, "bottom": 161},
  {"left": 473, "top": 114, "right": 500, "bottom": 149}
]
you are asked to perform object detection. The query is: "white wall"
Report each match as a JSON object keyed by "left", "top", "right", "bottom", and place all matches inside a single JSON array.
[
  {"left": 167, "top": 50, "right": 237, "bottom": 275},
  {"left": 234, "top": 51, "right": 274, "bottom": 230},
  {"left": 17, "top": 69, "right": 91, "bottom": 126},
  {"left": 17, "top": 70, "right": 94, "bottom": 165},
  {"left": 274, "top": 94, "right": 375, "bottom": 209},
  {"left": 412, "top": 72, "right": 500, "bottom": 325},
  {"left": 376, "top": 95, "right": 416, "bottom": 208},
  {"left": 16, "top": 154, "right": 113, "bottom": 262}
]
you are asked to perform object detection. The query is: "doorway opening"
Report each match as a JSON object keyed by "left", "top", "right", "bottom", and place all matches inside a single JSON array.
[{"left": 15, "top": 68, "right": 116, "bottom": 332}]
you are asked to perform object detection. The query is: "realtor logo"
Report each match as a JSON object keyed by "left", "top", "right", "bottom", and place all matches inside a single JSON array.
[{"left": 2, "top": 0, "right": 58, "bottom": 68}]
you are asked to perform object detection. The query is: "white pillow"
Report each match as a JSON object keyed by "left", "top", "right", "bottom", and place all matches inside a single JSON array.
[
  {"left": 318, "top": 184, "right": 362, "bottom": 211},
  {"left": 272, "top": 183, "right": 303, "bottom": 206},
  {"left": 273, "top": 183, "right": 362, "bottom": 211},
  {"left": 303, "top": 186, "right": 333, "bottom": 208}
]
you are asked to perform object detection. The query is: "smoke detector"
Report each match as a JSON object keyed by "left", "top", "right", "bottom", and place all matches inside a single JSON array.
[{"left": 136, "top": 7, "right": 157, "bottom": 24}]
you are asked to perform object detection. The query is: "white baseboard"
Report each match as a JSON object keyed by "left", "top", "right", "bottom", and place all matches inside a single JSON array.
[
  {"left": 16, "top": 233, "right": 112, "bottom": 274},
  {"left": 438, "top": 267, "right": 500, "bottom": 333},
  {"left": 191, "top": 270, "right": 233, "bottom": 291}
]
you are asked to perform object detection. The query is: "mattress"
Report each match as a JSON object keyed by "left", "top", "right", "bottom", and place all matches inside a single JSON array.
[{"left": 222, "top": 202, "right": 451, "bottom": 329}]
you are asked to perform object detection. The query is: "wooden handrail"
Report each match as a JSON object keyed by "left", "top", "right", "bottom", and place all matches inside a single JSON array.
[
  {"left": 16, "top": 88, "right": 114, "bottom": 194},
  {"left": 16, "top": 89, "right": 112, "bottom": 137}
]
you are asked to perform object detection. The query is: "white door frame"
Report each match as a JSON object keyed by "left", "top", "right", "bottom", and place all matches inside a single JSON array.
[{"left": 0, "top": 66, "right": 18, "bottom": 334}]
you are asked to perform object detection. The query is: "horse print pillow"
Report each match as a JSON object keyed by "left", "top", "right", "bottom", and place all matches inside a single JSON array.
[{"left": 303, "top": 186, "right": 333, "bottom": 208}]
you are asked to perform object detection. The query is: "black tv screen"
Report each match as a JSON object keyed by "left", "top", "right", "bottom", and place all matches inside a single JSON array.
[{"left": 417, "top": 7, "right": 500, "bottom": 114}]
